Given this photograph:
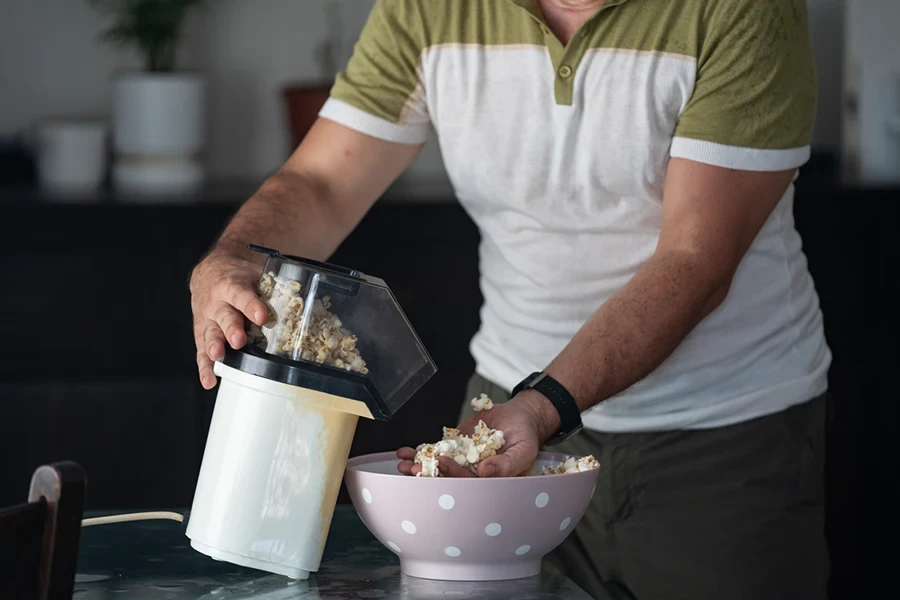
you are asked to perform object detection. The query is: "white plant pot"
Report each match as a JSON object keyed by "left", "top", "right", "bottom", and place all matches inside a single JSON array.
[
  {"left": 111, "top": 72, "right": 206, "bottom": 198},
  {"left": 36, "top": 120, "right": 107, "bottom": 198}
]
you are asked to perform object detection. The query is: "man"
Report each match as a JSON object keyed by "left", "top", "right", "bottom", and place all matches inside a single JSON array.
[{"left": 190, "top": 1, "right": 830, "bottom": 598}]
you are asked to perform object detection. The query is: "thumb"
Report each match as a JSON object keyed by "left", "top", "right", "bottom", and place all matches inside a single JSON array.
[{"left": 478, "top": 443, "right": 533, "bottom": 478}]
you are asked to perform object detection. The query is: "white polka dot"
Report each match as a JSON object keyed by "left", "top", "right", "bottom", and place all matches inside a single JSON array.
[
  {"left": 516, "top": 545, "right": 532, "bottom": 556},
  {"left": 560, "top": 517, "right": 572, "bottom": 531},
  {"left": 485, "top": 523, "right": 502, "bottom": 537},
  {"left": 362, "top": 488, "right": 372, "bottom": 504},
  {"left": 444, "top": 546, "right": 461, "bottom": 557},
  {"left": 438, "top": 494, "right": 455, "bottom": 510},
  {"left": 387, "top": 541, "right": 401, "bottom": 553},
  {"left": 401, "top": 520, "right": 417, "bottom": 534},
  {"left": 535, "top": 492, "right": 550, "bottom": 508}
]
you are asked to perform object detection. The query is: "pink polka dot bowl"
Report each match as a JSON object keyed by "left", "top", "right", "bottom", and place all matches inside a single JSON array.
[{"left": 344, "top": 451, "right": 600, "bottom": 581}]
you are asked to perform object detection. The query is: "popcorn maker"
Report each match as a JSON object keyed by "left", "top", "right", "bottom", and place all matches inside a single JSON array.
[{"left": 185, "top": 245, "right": 437, "bottom": 579}]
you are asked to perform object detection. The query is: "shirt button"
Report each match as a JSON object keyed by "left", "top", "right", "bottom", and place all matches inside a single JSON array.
[{"left": 558, "top": 65, "right": 574, "bottom": 79}]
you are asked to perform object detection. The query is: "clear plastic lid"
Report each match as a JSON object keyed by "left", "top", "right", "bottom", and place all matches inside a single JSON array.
[{"left": 236, "top": 245, "right": 437, "bottom": 420}]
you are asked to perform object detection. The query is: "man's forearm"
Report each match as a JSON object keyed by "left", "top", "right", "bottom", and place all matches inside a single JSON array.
[
  {"left": 212, "top": 170, "right": 351, "bottom": 264},
  {"left": 539, "top": 250, "right": 730, "bottom": 427}
]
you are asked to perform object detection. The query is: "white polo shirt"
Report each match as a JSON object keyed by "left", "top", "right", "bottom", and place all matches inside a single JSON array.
[{"left": 319, "top": 0, "right": 831, "bottom": 431}]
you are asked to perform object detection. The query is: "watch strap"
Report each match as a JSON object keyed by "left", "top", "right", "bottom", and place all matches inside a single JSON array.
[{"left": 513, "top": 372, "right": 583, "bottom": 445}]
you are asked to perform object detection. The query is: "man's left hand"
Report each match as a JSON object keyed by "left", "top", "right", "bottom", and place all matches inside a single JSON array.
[{"left": 396, "top": 390, "right": 560, "bottom": 478}]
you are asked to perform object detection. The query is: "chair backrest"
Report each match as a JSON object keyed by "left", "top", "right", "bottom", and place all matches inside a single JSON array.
[{"left": 0, "top": 461, "right": 86, "bottom": 600}]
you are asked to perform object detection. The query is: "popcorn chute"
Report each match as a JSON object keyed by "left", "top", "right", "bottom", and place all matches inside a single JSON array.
[{"left": 186, "top": 245, "right": 437, "bottom": 579}]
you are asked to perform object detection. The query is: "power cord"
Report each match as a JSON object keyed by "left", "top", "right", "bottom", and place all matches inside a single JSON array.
[{"left": 81, "top": 511, "right": 186, "bottom": 527}]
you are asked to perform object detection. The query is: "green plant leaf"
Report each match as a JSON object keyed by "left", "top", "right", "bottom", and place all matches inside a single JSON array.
[{"left": 86, "top": 0, "right": 211, "bottom": 72}]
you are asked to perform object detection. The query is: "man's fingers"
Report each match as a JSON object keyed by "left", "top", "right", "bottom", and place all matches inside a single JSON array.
[
  {"left": 196, "top": 350, "right": 217, "bottom": 390},
  {"left": 396, "top": 461, "right": 425, "bottom": 477},
  {"left": 397, "top": 447, "right": 417, "bottom": 461},
  {"left": 212, "top": 303, "right": 247, "bottom": 350},
  {"left": 223, "top": 280, "right": 269, "bottom": 326},
  {"left": 193, "top": 316, "right": 219, "bottom": 389},
  {"left": 438, "top": 457, "right": 477, "bottom": 478},
  {"left": 395, "top": 450, "right": 476, "bottom": 478},
  {"left": 204, "top": 321, "right": 227, "bottom": 361},
  {"left": 478, "top": 442, "right": 535, "bottom": 478}
]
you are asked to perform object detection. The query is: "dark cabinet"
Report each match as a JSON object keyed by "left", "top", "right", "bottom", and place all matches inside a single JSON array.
[{"left": 0, "top": 180, "right": 895, "bottom": 599}]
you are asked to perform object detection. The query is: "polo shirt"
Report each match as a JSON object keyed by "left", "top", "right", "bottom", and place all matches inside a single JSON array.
[{"left": 319, "top": 0, "right": 831, "bottom": 432}]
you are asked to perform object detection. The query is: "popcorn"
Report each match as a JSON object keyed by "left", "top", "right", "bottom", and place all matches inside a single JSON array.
[
  {"left": 413, "top": 409, "right": 506, "bottom": 477},
  {"left": 409, "top": 393, "right": 599, "bottom": 478},
  {"left": 529, "top": 455, "right": 600, "bottom": 476},
  {"left": 470, "top": 393, "right": 494, "bottom": 412},
  {"left": 248, "top": 272, "right": 369, "bottom": 375}
]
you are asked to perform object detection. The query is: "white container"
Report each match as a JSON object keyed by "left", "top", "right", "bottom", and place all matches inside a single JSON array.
[
  {"left": 111, "top": 72, "right": 206, "bottom": 196},
  {"left": 36, "top": 120, "right": 107, "bottom": 195},
  {"left": 112, "top": 72, "right": 205, "bottom": 156},
  {"left": 186, "top": 361, "right": 360, "bottom": 580}
]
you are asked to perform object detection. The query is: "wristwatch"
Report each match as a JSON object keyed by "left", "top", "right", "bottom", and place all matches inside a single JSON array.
[{"left": 512, "top": 371, "right": 583, "bottom": 446}]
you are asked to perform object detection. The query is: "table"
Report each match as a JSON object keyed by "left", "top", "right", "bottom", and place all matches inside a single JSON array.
[{"left": 73, "top": 505, "right": 601, "bottom": 599}]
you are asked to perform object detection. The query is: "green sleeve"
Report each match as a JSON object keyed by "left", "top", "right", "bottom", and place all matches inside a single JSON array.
[
  {"left": 671, "top": 0, "right": 817, "bottom": 170},
  {"left": 320, "top": 0, "right": 430, "bottom": 144}
]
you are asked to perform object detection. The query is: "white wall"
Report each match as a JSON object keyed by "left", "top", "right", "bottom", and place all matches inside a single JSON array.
[
  {"left": 0, "top": 0, "right": 849, "bottom": 189},
  {"left": 807, "top": 0, "right": 845, "bottom": 150},
  {"left": 843, "top": 0, "right": 900, "bottom": 182},
  {"left": 0, "top": 0, "right": 449, "bottom": 192}
]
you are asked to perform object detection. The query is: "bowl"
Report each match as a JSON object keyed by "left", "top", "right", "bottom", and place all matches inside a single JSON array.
[{"left": 344, "top": 451, "right": 600, "bottom": 582}]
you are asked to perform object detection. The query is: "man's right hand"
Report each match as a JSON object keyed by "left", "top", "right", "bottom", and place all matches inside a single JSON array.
[{"left": 189, "top": 251, "right": 269, "bottom": 390}]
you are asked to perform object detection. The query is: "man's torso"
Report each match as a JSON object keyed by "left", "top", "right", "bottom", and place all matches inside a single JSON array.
[{"left": 322, "top": 0, "right": 831, "bottom": 431}]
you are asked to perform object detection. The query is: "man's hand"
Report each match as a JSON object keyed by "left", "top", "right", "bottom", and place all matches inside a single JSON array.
[
  {"left": 396, "top": 390, "right": 560, "bottom": 478},
  {"left": 189, "top": 251, "right": 269, "bottom": 390}
]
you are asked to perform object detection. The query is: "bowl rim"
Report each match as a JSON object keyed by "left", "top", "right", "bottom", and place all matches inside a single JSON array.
[{"left": 344, "top": 450, "right": 598, "bottom": 482}]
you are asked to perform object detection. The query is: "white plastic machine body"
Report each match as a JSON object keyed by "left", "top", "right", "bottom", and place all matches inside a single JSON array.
[
  {"left": 186, "top": 362, "right": 365, "bottom": 579},
  {"left": 185, "top": 246, "right": 436, "bottom": 579}
]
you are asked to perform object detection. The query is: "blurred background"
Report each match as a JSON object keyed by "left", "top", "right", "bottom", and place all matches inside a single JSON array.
[{"left": 0, "top": 1, "right": 896, "bottom": 598}]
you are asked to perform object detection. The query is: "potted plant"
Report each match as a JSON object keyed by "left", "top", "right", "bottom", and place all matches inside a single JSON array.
[
  {"left": 283, "top": 1, "right": 346, "bottom": 150},
  {"left": 88, "top": 0, "right": 211, "bottom": 197}
]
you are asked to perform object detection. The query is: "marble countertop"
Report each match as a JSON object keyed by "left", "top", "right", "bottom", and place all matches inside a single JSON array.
[{"left": 72, "top": 505, "right": 601, "bottom": 599}]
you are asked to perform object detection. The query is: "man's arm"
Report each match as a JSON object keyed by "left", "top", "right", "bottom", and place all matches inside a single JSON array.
[
  {"left": 523, "top": 159, "right": 797, "bottom": 439},
  {"left": 212, "top": 118, "right": 424, "bottom": 264},
  {"left": 190, "top": 118, "right": 423, "bottom": 389},
  {"left": 397, "top": 159, "right": 799, "bottom": 478}
]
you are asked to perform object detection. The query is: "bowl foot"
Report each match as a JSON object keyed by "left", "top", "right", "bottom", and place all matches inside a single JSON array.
[{"left": 400, "top": 558, "right": 542, "bottom": 581}]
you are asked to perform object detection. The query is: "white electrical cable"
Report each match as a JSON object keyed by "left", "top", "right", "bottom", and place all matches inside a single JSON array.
[{"left": 81, "top": 511, "right": 184, "bottom": 527}]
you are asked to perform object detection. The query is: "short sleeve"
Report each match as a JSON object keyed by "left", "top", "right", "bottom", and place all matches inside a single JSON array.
[
  {"left": 319, "top": 0, "right": 430, "bottom": 145},
  {"left": 671, "top": 0, "right": 817, "bottom": 171}
]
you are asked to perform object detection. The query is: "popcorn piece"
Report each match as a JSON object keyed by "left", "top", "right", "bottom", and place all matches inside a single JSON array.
[
  {"left": 417, "top": 455, "right": 440, "bottom": 477},
  {"left": 415, "top": 444, "right": 441, "bottom": 478},
  {"left": 470, "top": 393, "right": 494, "bottom": 412},
  {"left": 252, "top": 273, "right": 369, "bottom": 375}
]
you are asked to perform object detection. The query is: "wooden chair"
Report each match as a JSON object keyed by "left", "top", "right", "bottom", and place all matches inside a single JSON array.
[{"left": 0, "top": 461, "right": 86, "bottom": 600}]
